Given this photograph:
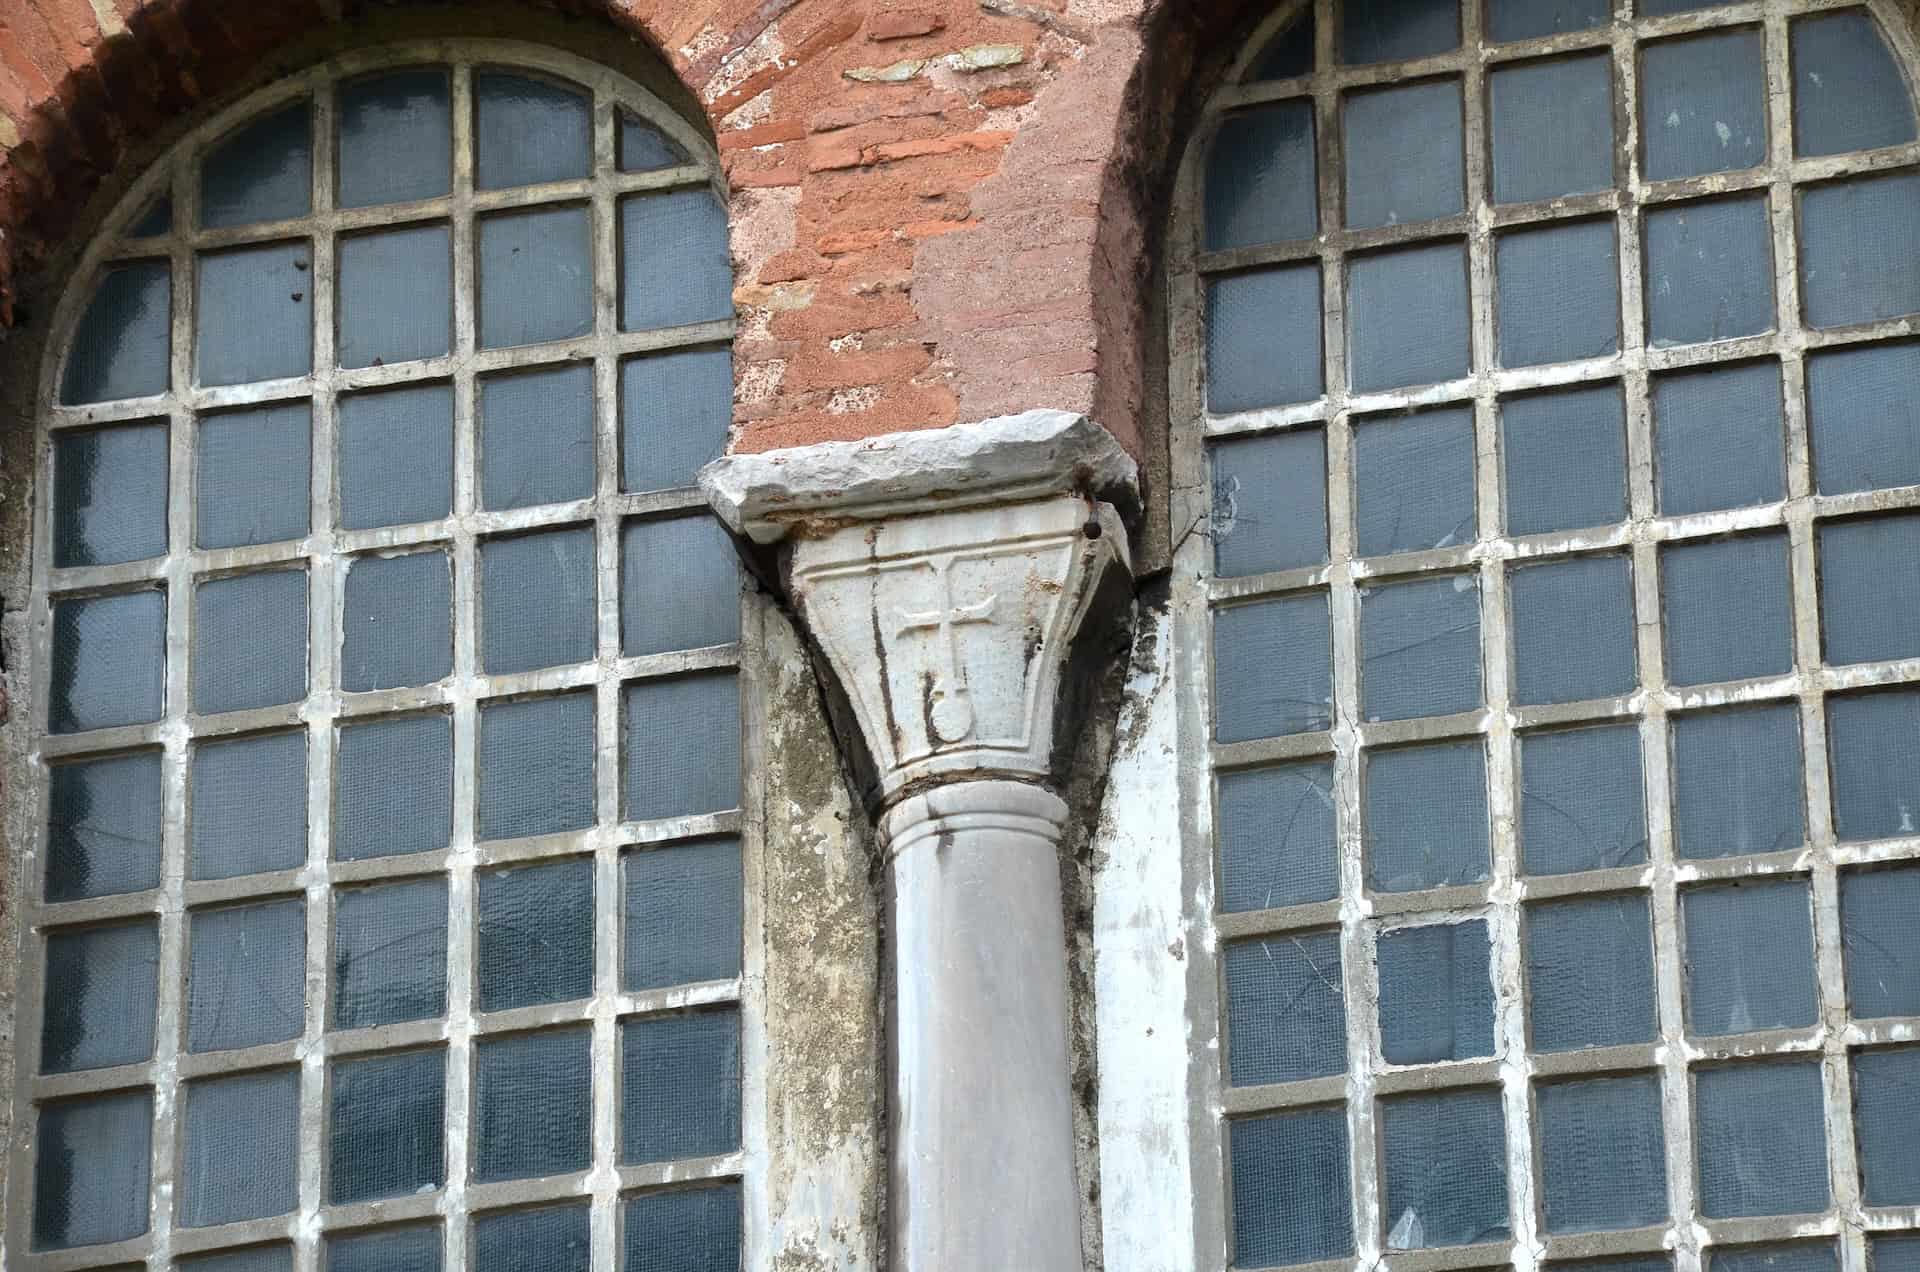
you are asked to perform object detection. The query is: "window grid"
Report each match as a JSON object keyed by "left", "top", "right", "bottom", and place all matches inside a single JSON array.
[
  {"left": 1171, "top": 2, "right": 1920, "bottom": 1271},
  {"left": 14, "top": 44, "right": 750, "bottom": 1272}
]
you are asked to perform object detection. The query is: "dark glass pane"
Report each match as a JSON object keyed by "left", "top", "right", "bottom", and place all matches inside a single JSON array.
[
  {"left": 1827, "top": 689, "right": 1920, "bottom": 842},
  {"left": 1488, "top": 0, "right": 1608, "bottom": 42},
  {"left": 624, "top": 673, "right": 741, "bottom": 821},
  {"left": 62, "top": 261, "right": 170, "bottom": 404},
  {"left": 1527, "top": 893, "right": 1657, "bottom": 1051},
  {"left": 332, "top": 1052, "right": 451, "bottom": 1214},
  {"left": 1341, "top": 0, "right": 1459, "bottom": 65},
  {"left": 342, "top": 549, "right": 453, "bottom": 691},
  {"left": 476, "top": 1203, "right": 592, "bottom": 1272},
  {"left": 1512, "top": 557, "right": 1635, "bottom": 707},
  {"left": 1714, "top": 1247, "right": 1838, "bottom": 1272},
  {"left": 1521, "top": 724, "right": 1648, "bottom": 876},
  {"left": 620, "top": 112, "right": 687, "bottom": 172},
  {"left": 620, "top": 190, "right": 733, "bottom": 332},
  {"left": 42, "top": 918, "right": 158, "bottom": 1072},
  {"left": 481, "top": 364, "right": 595, "bottom": 510},
  {"left": 31, "top": 1090, "right": 151, "bottom": 1250},
  {"left": 481, "top": 528, "right": 596, "bottom": 674},
  {"left": 338, "top": 223, "right": 451, "bottom": 368},
  {"left": 619, "top": 1010, "right": 743, "bottom": 1163},
  {"left": 1497, "top": 219, "right": 1619, "bottom": 367},
  {"left": 181, "top": 1246, "right": 295, "bottom": 1272},
  {"left": 180, "top": 1068, "right": 298, "bottom": 1227},
  {"left": 1207, "top": 264, "right": 1325, "bottom": 412},
  {"left": 327, "top": 1048, "right": 446, "bottom": 1203},
  {"left": 1489, "top": 54, "right": 1614, "bottom": 205},
  {"left": 1877, "top": 1238, "right": 1920, "bottom": 1272},
  {"left": 622, "top": 516, "right": 740, "bottom": 655},
  {"left": 1502, "top": 383, "right": 1629, "bottom": 537},
  {"left": 196, "top": 242, "right": 313, "bottom": 387},
  {"left": 190, "top": 729, "right": 307, "bottom": 881},
  {"left": 335, "top": 712, "right": 452, "bottom": 861},
  {"left": 1695, "top": 1060, "right": 1829, "bottom": 1217},
  {"left": 1365, "top": 740, "right": 1489, "bottom": 892},
  {"left": 623, "top": 838, "right": 743, "bottom": 990},
  {"left": 46, "top": 751, "right": 163, "bottom": 903},
  {"left": 1343, "top": 79, "right": 1463, "bottom": 231},
  {"left": 1359, "top": 573, "right": 1481, "bottom": 722},
  {"left": 338, "top": 69, "right": 452, "bottom": 208},
  {"left": 1206, "top": 100, "right": 1317, "bottom": 250},
  {"left": 1806, "top": 342, "right": 1920, "bottom": 495},
  {"left": 1223, "top": 930, "right": 1346, "bottom": 1084},
  {"left": 338, "top": 383, "right": 454, "bottom": 530},
  {"left": 333, "top": 877, "right": 447, "bottom": 1029},
  {"left": 1376, "top": 919, "right": 1494, "bottom": 1064},
  {"left": 1216, "top": 760, "right": 1339, "bottom": 913},
  {"left": 1821, "top": 515, "right": 1920, "bottom": 665},
  {"left": 1213, "top": 592, "right": 1333, "bottom": 741},
  {"left": 197, "top": 402, "right": 309, "bottom": 549},
  {"left": 1654, "top": 361, "right": 1785, "bottom": 514},
  {"left": 1353, "top": 406, "right": 1475, "bottom": 557},
  {"left": 1641, "top": 30, "right": 1768, "bottom": 181},
  {"left": 194, "top": 568, "right": 307, "bottom": 718},
  {"left": 187, "top": 898, "right": 305, "bottom": 1053},
  {"left": 622, "top": 1184, "right": 742, "bottom": 1272},
  {"left": 1229, "top": 1109, "right": 1353, "bottom": 1267},
  {"left": 479, "top": 692, "right": 596, "bottom": 841},
  {"left": 201, "top": 102, "right": 312, "bottom": 228},
  {"left": 479, "top": 857, "right": 595, "bottom": 1011},
  {"left": 1380, "top": 1090, "right": 1509, "bottom": 1249},
  {"left": 50, "top": 589, "right": 165, "bottom": 733},
  {"left": 1672, "top": 704, "right": 1805, "bottom": 859},
  {"left": 1210, "top": 428, "right": 1328, "bottom": 576},
  {"left": 1645, "top": 196, "right": 1775, "bottom": 347},
  {"left": 1683, "top": 879, "right": 1818, "bottom": 1036},
  {"left": 475, "top": 72, "right": 591, "bottom": 190},
  {"left": 54, "top": 421, "right": 168, "bottom": 566},
  {"left": 1642, "top": 0, "right": 1727, "bottom": 12},
  {"left": 1793, "top": 12, "right": 1916, "bottom": 158},
  {"left": 328, "top": 1226, "right": 441, "bottom": 1272},
  {"left": 621, "top": 346, "right": 732, "bottom": 492},
  {"left": 129, "top": 196, "right": 171, "bottom": 238},
  {"left": 1348, "top": 241, "right": 1469, "bottom": 392},
  {"left": 1509, "top": 555, "right": 1636, "bottom": 706},
  {"left": 1799, "top": 172, "right": 1920, "bottom": 329},
  {"left": 1661, "top": 531, "right": 1793, "bottom": 686},
  {"left": 1841, "top": 865, "right": 1920, "bottom": 1018},
  {"left": 474, "top": 1027, "right": 592, "bottom": 1181},
  {"left": 1538, "top": 1075, "right": 1669, "bottom": 1234},
  {"left": 479, "top": 206, "right": 593, "bottom": 348},
  {"left": 1854, "top": 1047, "right": 1920, "bottom": 1205},
  {"left": 1247, "top": 13, "right": 1315, "bottom": 81}
]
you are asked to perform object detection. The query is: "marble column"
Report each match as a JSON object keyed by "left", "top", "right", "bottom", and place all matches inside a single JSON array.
[{"left": 702, "top": 410, "right": 1136, "bottom": 1272}]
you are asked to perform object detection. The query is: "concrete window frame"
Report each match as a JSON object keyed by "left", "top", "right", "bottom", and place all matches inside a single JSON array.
[
  {"left": 5, "top": 40, "right": 771, "bottom": 1272},
  {"left": 1165, "top": 3, "right": 1920, "bottom": 1272}
]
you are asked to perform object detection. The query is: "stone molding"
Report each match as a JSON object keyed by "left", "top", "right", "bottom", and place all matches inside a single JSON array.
[{"left": 701, "top": 409, "right": 1138, "bottom": 804}]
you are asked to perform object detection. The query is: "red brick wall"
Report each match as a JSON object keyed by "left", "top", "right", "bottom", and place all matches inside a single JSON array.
[{"left": 0, "top": 0, "right": 1278, "bottom": 465}]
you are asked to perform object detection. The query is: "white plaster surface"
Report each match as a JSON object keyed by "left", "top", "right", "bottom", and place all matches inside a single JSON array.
[{"left": 1091, "top": 603, "right": 1201, "bottom": 1272}]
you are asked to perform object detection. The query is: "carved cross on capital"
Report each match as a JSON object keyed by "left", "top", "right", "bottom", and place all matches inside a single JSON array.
[{"left": 699, "top": 409, "right": 1138, "bottom": 807}]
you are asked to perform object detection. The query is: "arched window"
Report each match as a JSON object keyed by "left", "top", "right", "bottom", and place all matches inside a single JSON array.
[
  {"left": 17, "top": 43, "right": 752, "bottom": 1269},
  {"left": 1174, "top": 2, "right": 1920, "bottom": 1269}
]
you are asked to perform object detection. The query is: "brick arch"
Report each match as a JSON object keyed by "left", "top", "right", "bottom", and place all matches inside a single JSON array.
[{"left": 0, "top": 0, "right": 796, "bottom": 323}]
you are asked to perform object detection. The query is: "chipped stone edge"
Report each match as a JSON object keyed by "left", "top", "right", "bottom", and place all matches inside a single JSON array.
[{"left": 698, "top": 409, "right": 1142, "bottom": 544}]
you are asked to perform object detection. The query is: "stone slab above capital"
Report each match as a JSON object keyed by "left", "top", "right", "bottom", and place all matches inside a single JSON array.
[{"left": 699, "top": 409, "right": 1141, "bottom": 811}]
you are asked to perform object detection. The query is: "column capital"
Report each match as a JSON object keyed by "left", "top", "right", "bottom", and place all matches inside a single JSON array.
[{"left": 700, "top": 410, "right": 1138, "bottom": 806}]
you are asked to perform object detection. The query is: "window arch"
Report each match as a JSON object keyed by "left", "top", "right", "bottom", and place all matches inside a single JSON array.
[
  {"left": 16, "top": 42, "right": 754, "bottom": 1270},
  {"left": 1173, "top": 2, "right": 1920, "bottom": 1270}
]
